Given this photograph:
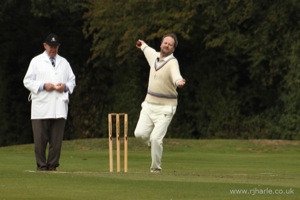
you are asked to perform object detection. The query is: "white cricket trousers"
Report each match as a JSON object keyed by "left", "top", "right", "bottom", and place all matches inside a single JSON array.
[{"left": 134, "top": 101, "right": 176, "bottom": 170}]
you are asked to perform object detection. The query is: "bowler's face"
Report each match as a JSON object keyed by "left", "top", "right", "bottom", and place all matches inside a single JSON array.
[
  {"left": 43, "top": 43, "right": 59, "bottom": 58},
  {"left": 160, "top": 36, "right": 175, "bottom": 57}
]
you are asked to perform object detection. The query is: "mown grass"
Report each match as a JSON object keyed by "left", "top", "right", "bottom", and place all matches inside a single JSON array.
[{"left": 0, "top": 138, "right": 299, "bottom": 200}]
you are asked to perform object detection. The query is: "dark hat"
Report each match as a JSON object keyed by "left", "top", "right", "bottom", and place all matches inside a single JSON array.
[{"left": 45, "top": 33, "right": 60, "bottom": 46}]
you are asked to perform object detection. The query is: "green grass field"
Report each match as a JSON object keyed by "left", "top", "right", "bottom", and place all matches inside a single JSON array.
[{"left": 0, "top": 138, "right": 299, "bottom": 200}]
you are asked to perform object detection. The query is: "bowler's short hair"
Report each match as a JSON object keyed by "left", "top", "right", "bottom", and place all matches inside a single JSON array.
[{"left": 162, "top": 33, "right": 178, "bottom": 48}]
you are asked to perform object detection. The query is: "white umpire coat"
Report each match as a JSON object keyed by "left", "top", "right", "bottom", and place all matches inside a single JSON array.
[{"left": 23, "top": 51, "right": 76, "bottom": 120}]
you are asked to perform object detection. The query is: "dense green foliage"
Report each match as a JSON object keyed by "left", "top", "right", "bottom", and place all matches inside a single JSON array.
[
  {"left": 0, "top": 0, "right": 299, "bottom": 146},
  {"left": 80, "top": 0, "right": 300, "bottom": 140}
]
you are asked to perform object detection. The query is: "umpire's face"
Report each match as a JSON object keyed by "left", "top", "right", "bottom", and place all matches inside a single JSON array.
[{"left": 43, "top": 43, "right": 59, "bottom": 58}]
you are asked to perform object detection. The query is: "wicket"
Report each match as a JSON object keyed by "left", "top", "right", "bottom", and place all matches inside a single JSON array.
[{"left": 108, "top": 113, "right": 128, "bottom": 173}]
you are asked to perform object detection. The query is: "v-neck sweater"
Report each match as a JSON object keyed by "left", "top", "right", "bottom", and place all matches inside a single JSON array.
[{"left": 141, "top": 43, "right": 183, "bottom": 106}]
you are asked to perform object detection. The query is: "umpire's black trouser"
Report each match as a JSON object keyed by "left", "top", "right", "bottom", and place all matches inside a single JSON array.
[{"left": 32, "top": 118, "right": 66, "bottom": 170}]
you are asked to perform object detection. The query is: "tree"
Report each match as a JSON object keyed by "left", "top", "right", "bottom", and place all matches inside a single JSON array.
[
  {"left": 1, "top": 0, "right": 299, "bottom": 146},
  {"left": 82, "top": 0, "right": 300, "bottom": 139}
]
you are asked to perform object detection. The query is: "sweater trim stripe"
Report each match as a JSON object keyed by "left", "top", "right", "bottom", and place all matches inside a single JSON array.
[{"left": 147, "top": 90, "right": 177, "bottom": 99}]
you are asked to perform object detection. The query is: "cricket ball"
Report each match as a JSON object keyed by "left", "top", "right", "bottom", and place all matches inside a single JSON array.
[{"left": 136, "top": 40, "right": 142, "bottom": 47}]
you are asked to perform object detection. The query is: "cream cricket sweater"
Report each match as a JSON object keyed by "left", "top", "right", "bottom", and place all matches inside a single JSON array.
[{"left": 141, "top": 43, "right": 183, "bottom": 106}]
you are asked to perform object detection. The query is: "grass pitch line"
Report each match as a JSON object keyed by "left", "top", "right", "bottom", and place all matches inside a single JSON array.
[
  {"left": 24, "top": 170, "right": 151, "bottom": 175},
  {"left": 24, "top": 170, "right": 99, "bottom": 174},
  {"left": 226, "top": 173, "right": 278, "bottom": 176},
  {"left": 24, "top": 170, "right": 195, "bottom": 176}
]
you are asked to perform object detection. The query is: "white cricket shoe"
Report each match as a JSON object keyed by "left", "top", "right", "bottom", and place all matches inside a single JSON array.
[{"left": 150, "top": 168, "right": 161, "bottom": 173}]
